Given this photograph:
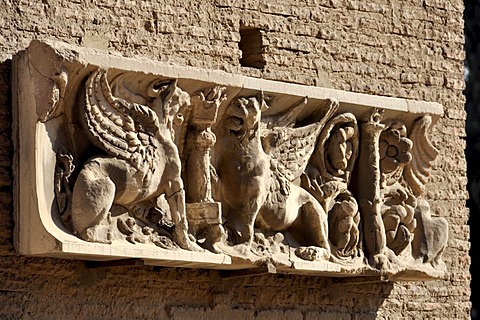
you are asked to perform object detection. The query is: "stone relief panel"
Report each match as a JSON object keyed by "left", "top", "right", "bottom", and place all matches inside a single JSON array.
[{"left": 13, "top": 40, "right": 447, "bottom": 280}]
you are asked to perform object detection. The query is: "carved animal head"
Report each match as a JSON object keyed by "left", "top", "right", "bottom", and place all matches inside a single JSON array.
[
  {"left": 146, "top": 80, "right": 191, "bottom": 138},
  {"left": 147, "top": 80, "right": 191, "bottom": 126},
  {"left": 224, "top": 96, "right": 267, "bottom": 136}
]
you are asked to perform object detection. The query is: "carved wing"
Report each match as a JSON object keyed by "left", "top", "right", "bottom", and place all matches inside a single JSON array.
[
  {"left": 403, "top": 115, "right": 439, "bottom": 197},
  {"left": 262, "top": 124, "right": 324, "bottom": 182},
  {"left": 83, "top": 69, "right": 161, "bottom": 170},
  {"left": 261, "top": 165, "right": 291, "bottom": 220},
  {"left": 261, "top": 99, "right": 338, "bottom": 181}
]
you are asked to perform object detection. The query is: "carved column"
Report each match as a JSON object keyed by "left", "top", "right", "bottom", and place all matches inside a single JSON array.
[
  {"left": 358, "top": 109, "right": 387, "bottom": 267},
  {"left": 186, "top": 124, "right": 216, "bottom": 202},
  {"left": 185, "top": 87, "right": 226, "bottom": 252}
]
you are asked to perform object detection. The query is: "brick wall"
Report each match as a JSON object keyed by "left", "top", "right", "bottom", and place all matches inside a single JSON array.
[{"left": 0, "top": 0, "right": 469, "bottom": 318}]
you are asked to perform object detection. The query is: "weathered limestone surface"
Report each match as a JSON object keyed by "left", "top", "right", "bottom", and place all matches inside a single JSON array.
[
  {"left": 0, "top": 0, "right": 469, "bottom": 319},
  {"left": 13, "top": 40, "right": 447, "bottom": 281}
]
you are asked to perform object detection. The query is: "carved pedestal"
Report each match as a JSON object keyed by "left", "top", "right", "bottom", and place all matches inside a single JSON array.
[
  {"left": 186, "top": 203, "right": 224, "bottom": 253},
  {"left": 13, "top": 40, "right": 447, "bottom": 280}
]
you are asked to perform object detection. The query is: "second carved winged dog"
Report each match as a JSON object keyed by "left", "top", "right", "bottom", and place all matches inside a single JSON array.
[{"left": 212, "top": 95, "right": 339, "bottom": 260}]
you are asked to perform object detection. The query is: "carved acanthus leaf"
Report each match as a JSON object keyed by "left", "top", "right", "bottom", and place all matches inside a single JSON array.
[{"left": 403, "top": 115, "right": 439, "bottom": 197}]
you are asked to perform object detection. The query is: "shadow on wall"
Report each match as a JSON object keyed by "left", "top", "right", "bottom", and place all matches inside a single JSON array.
[
  {"left": 0, "top": 59, "right": 14, "bottom": 256},
  {"left": 204, "top": 272, "right": 395, "bottom": 319},
  {"left": 1, "top": 253, "right": 394, "bottom": 318},
  {"left": 71, "top": 261, "right": 396, "bottom": 319},
  {"left": 465, "top": 0, "right": 480, "bottom": 317}
]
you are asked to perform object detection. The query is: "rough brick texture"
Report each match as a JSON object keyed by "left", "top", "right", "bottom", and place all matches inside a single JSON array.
[{"left": 0, "top": 0, "right": 469, "bottom": 318}]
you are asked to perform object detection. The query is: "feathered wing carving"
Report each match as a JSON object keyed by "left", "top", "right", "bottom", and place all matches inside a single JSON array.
[
  {"left": 403, "top": 115, "right": 439, "bottom": 197},
  {"left": 262, "top": 97, "right": 308, "bottom": 128},
  {"left": 262, "top": 123, "right": 326, "bottom": 182},
  {"left": 84, "top": 69, "right": 161, "bottom": 171},
  {"left": 261, "top": 98, "right": 339, "bottom": 182},
  {"left": 263, "top": 163, "right": 291, "bottom": 216}
]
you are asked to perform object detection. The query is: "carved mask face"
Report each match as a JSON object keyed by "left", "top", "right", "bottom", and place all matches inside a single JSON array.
[{"left": 224, "top": 97, "right": 261, "bottom": 135}]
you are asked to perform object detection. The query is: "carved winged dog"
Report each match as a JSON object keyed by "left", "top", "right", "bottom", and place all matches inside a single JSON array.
[
  {"left": 70, "top": 69, "right": 199, "bottom": 250},
  {"left": 214, "top": 95, "right": 338, "bottom": 259}
]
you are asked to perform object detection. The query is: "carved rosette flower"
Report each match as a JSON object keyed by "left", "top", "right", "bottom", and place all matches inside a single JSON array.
[
  {"left": 379, "top": 122, "right": 417, "bottom": 255},
  {"left": 379, "top": 121, "right": 413, "bottom": 177}
]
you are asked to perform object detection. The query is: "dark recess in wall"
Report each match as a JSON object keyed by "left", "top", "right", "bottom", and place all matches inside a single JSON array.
[{"left": 238, "top": 26, "right": 266, "bottom": 69}]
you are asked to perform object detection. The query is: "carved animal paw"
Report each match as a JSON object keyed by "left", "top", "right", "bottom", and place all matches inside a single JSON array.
[
  {"left": 370, "top": 253, "right": 390, "bottom": 270},
  {"left": 203, "top": 224, "right": 227, "bottom": 254},
  {"left": 173, "top": 232, "right": 204, "bottom": 252},
  {"left": 295, "top": 246, "right": 330, "bottom": 261},
  {"left": 78, "top": 225, "right": 113, "bottom": 244},
  {"left": 185, "top": 240, "right": 204, "bottom": 252}
]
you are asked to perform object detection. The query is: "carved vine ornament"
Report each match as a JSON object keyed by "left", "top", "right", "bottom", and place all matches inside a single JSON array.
[{"left": 14, "top": 41, "right": 448, "bottom": 280}]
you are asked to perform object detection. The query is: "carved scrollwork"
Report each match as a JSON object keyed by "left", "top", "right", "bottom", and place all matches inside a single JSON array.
[
  {"left": 375, "top": 116, "right": 444, "bottom": 264},
  {"left": 381, "top": 184, "right": 417, "bottom": 255},
  {"left": 301, "top": 112, "right": 361, "bottom": 260},
  {"left": 54, "top": 148, "right": 75, "bottom": 219},
  {"left": 378, "top": 121, "right": 416, "bottom": 255}
]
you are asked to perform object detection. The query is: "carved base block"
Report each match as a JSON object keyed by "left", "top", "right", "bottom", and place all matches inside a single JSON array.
[
  {"left": 187, "top": 202, "right": 226, "bottom": 253},
  {"left": 187, "top": 202, "right": 222, "bottom": 225}
]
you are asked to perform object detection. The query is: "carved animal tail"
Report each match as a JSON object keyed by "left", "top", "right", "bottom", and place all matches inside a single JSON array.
[{"left": 54, "top": 148, "right": 76, "bottom": 227}]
